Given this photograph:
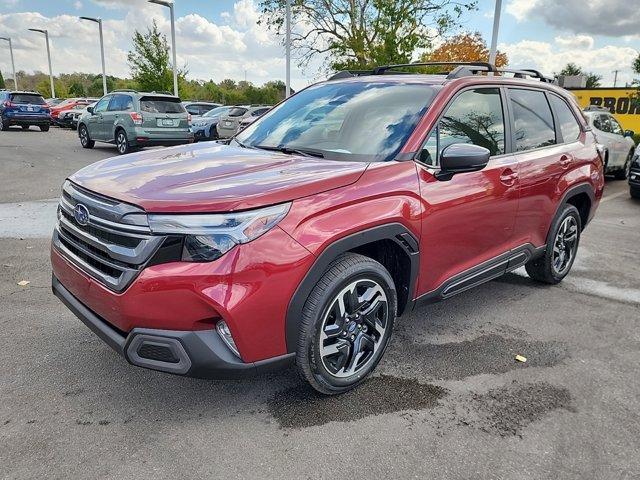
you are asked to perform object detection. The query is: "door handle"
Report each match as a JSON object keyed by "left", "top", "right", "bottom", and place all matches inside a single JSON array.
[
  {"left": 559, "top": 154, "right": 573, "bottom": 169},
  {"left": 499, "top": 168, "right": 518, "bottom": 186}
]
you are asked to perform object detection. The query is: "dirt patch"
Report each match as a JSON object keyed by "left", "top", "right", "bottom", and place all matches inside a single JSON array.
[
  {"left": 464, "top": 381, "right": 576, "bottom": 437},
  {"left": 267, "top": 375, "right": 447, "bottom": 429},
  {"left": 384, "top": 334, "right": 568, "bottom": 380}
]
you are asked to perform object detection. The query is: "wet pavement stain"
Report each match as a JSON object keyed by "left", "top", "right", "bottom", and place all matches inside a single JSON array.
[
  {"left": 463, "top": 381, "right": 576, "bottom": 437},
  {"left": 267, "top": 375, "right": 448, "bottom": 429},
  {"left": 384, "top": 334, "right": 568, "bottom": 380}
]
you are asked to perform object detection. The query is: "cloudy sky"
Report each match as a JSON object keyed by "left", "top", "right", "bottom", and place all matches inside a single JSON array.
[{"left": 0, "top": 0, "right": 638, "bottom": 89}]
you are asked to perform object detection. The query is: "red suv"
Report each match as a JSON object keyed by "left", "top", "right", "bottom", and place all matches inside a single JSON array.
[{"left": 51, "top": 63, "right": 604, "bottom": 394}]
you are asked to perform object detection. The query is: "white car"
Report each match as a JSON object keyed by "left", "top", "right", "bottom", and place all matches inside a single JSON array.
[{"left": 583, "top": 106, "right": 636, "bottom": 179}]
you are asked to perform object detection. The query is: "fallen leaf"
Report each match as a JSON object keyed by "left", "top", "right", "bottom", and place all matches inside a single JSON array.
[{"left": 17, "top": 280, "right": 30, "bottom": 287}]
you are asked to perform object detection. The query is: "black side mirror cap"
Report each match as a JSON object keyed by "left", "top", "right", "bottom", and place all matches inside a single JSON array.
[
  {"left": 624, "top": 129, "right": 635, "bottom": 138},
  {"left": 435, "top": 143, "right": 491, "bottom": 181},
  {"left": 86, "top": 106, "right": 94, "bottom": 114}
]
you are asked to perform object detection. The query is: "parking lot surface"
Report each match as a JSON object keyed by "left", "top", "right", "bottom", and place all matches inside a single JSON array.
[{"left": 1, "top": 127, "right": 639, "bottom": 479}]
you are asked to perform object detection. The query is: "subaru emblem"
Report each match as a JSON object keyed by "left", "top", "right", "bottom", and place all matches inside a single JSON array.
[{"left": 73, "top": 204, "right": 90, "bottom": 226}]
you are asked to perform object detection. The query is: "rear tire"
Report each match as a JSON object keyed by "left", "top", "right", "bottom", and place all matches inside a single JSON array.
[
  {"left": 0, "top": 119, "right": 9, "bottom": 131},
  {"left": 39, "top": 124, "right": 49, "bottom": 132},
  {"left": 21, "top": 125, "right": 29, "bottom": 131},
  {"left": 208, "top": 125, "right": 218, "bottom": 141},
  {"left": 296, "top": 253, "right": 397, "bottom": 395},
  {"left": 525, "top": 204, "right": 581, "bottom": 284},
  {"left": 115, "top": 129, "right": 131, "bottom": 155},
  {"left": 631, "top": 187, "right": 640, "bottom": 199},
  {"left": 614, "top": 150, "right": 633, "bottom": 180},
  {"left": 78, "top": 124, "right": 94, "bottom": 149}
]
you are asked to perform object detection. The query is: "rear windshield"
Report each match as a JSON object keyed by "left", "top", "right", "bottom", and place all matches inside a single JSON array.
[
  {"left": 10, "top": 94, "right": 46, "bottom": 105},
  {"left": 228, "top": 107, "right": 248, "bottom": 117},
  {"left": 252, "top": 108, "right": 270, "bottom": 116},
  {"left": 140, "top": 97, "right": 185, "bottom": 114}
]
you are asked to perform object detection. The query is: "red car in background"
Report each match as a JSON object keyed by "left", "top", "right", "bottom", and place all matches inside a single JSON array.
[{"left": 50, "top": 98, "right": 98, "bottom": 123}]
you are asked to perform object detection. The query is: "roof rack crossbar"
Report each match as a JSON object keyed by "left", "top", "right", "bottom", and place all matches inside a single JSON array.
[{"left": 374, "top": 61, "right": 497, "bottom": 76}]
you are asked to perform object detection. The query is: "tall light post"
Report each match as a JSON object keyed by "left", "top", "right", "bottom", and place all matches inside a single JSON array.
[
  {"left": 149, "top": 0, "right": 178, "bottom": 96},
  {"left": 0, "top": 36, "right": 17, "bottom": 89},
  {"left": 29, "top": 28, "right": 54, "bottom": 98},
  {"left": 80, "top": 16, "right": 107, "bottom": 95},
  {"left": 285, "top": 0, "right": 291, "bottom": 97},
  {"left": 488, "top": 0, "right": 503, "bottom": 66}
]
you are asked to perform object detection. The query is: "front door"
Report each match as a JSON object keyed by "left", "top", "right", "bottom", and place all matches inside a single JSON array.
[
  {"left": 87, "top": 95, "right": 111, "bottom": 140},
  {"left": 415, "top": 86, "right": 519, "bottom": 295}
]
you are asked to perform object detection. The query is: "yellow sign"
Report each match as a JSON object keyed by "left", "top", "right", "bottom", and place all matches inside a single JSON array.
[{"left": 569, "top": 88, "right": 640, "bottom": 133}]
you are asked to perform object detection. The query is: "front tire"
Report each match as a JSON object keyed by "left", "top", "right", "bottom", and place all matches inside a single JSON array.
[
  {"left": 296, "top": 253, "right": 397, "bottom": 395},
  {"left": 115, "top": 129, "right": 131, "bottom": 155},
  {"left": 21, "top": 125, "right": 29, "bottom": 131},
  {"left": 525, "top": 204, "right": 581, "bottom": 284},
  {"left": 614, "top": 150, "right": 634, "bottom": 180},
  {"left": 78, "top": 124, "right": 94, "bottom": 149},
  {"left": 39, "top": 124, "right": 49, "bottom": 132},
  {"left": 631, "top": 187, "right": 640, "bottom": 199},
  {"left": 208, "top": 125, "right": 218, "bottom": 141},
  {"left": 0, "top": 119, "right": 10, "bottom": 131}
]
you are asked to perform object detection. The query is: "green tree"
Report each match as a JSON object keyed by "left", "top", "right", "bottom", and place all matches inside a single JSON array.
[
  {"left": 68, "top": 81, "right": 86, "bottom": 97},
  {"left": 259, "top": 0, "right": 476, "bottom": 71},
  {"left": 555, "top": 63, "right": 602, "bottom": 88},
  {"left": 0, "top": 69, "right": 5, "bottom": 89},
  {"left": 127, "top": 20, "right": 185, "bottom": 92}
]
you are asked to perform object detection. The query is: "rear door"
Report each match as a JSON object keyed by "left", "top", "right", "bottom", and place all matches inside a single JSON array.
[
  {"left": 140, "top": 96, "right": 188, "bottom": 137},
  {"left": 509, "top": 88, "right": 580, "bottom": 247}
]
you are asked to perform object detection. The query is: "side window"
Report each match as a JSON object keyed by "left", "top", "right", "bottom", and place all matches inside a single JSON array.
[
  {"left": 609, "top": 116, "right": 623, "bottom": 135},
  {"left": 598, "top": 115, "right": 613, "bottom": 133},
  {"left": 510, "top": 89, "right": 556, "bottom": 151},
  {"left": 93, "top": 96, "right": 111, "bottom": 113},
  {"left": 592, "top": 115, "right": 602, "bottom": 130},
  {"left": 186, "top": 105, "right": 200, "bottom": 115},
  {"left": 549, "top": 95, "right": 581, "bottom": 143},
  {"left": 419, "top": 88, "right": 505, "bottom": 166}
]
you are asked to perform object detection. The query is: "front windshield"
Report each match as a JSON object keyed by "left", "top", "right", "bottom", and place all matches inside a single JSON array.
[
  {"left": 204, "top": 106, "right": 230, "bottom": 118},
  {"left": 235, "top": 80, "right": 437, "bottom": 162}
]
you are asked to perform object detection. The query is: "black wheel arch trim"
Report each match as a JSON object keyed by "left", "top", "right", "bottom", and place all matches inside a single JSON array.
[
  {"left": 556, "top": 183, "right": 596, "bottom": 231},
  {"left": 285, "top": 222, "right": 419, "bottom": 353}
]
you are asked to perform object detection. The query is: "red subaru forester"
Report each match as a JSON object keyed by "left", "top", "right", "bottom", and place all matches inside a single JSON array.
[{"left": 51, "top": 63, "right": 604, "bottom": 394}]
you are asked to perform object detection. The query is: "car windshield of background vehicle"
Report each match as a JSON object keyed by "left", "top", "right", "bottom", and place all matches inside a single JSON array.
[
  {"left": 203, "top": 106, "right": 230, "bottom": 118},
  {"left": 140, "top": 97, "right": 186, "bottom": 114},
  {"left": 235, "top": 81, "right": 437, "bottom": 162},
  {"left": 10, "top": 94, "right": 46, "bottom": 105}
]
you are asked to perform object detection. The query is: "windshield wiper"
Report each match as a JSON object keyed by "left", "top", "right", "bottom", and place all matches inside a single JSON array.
[{"left": 253, "top": 144, "right": 324, "bottom": 158}]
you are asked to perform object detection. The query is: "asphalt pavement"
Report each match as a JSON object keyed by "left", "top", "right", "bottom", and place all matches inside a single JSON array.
[{"left": 1, "top": 126, "right": 639, "bottom": 479}]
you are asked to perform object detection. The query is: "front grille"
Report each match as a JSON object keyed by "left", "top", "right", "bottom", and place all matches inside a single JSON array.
[{"left": 53, "top": 181, "right": 165, "bottom": 292}]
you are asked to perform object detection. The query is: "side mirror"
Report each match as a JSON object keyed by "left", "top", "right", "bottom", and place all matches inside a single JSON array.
[
  {"left": 435, "top": 143, "right": 490, "bottom": 181},
  {"left": 624, "top": 129, "right": 635, "bottom": 138},
  {"left": 86, "top": 106, "right": 94, "bottom": 114}
]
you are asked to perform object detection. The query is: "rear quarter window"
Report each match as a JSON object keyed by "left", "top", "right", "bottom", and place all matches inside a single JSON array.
[
  {"left": 140, "top": 97, "right": 185, "bottom": 114},
  {"left": 549, "top": 95, "right": 581, "bottom": 142},
  {"left": 228, "top": 107, "right": 248, "bottom": 117},
  {"left": 10, "top": 94, "right": 46, "bottom": 105}
]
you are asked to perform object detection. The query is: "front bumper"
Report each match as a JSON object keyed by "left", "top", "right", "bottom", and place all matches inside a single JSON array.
[
  {"left": 52, "top": 275, "right": 295, "bottom": 378},
  {"left": 629, "top": 165, "right": 640, "bottom": 188}
]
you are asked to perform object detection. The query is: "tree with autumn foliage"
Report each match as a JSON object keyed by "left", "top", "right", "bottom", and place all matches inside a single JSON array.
[{"left": 422, "top": 32, "right": 508, "bottom": 67}]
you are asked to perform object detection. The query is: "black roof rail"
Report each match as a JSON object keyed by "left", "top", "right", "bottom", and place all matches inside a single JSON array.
[
  {"left": 110, "top": 89, "right": 138, "bottom": 93},
  {"left": 375, "top": 61, "right": 497, "bottom": 76},
  {"left": 496, "top": 68, "right": 554, "bottom": 83},
  {"left": 328, "top": 70, "right": 375, "bottom": 80}
]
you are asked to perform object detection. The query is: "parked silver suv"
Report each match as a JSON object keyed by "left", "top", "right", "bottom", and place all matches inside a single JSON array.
[
  {"left": 78, "top": 90, "right": 193, "bottom": 154},
  {"left": 216, "top": 105, "right": 272, "bottom": 139}
]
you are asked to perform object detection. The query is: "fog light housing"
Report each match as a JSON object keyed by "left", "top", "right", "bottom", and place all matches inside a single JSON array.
[{"left": 216, "top": 320, "right": 240, "bottom": 358}]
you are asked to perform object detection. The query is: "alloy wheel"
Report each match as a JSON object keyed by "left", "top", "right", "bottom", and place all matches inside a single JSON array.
[
  {"left": 552, "top": 216, "right": 578, "bottom": 276},
  {"left": 319, "top": 279, "right": 389, "bottom": 378},
  {"left": 79, "top": 127, "right": 88, "bottom": 146},
  {"left": 117, "top": 132, "right": 127, "bottom": 154}
]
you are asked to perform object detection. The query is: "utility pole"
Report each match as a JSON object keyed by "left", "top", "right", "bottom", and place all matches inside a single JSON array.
[
  {"left": 285, "top": 0, "right": 291, "bottom": 97},
  {"left": 149, "top": 0, "right": 178, "bottom": 97},
  {"left": 488, "top": 0, "right": 503, "bottom": 66},
  {"left": 29, "top": 28, "right": 54, "bottom": 98},
  {"left": 612, "top": 70, "right": 619, "bottom": 87},
  {"left": 0, "top": 37, "right": 17, "bottom": 89},
  {"left": 80, "top": 17, "right": 107, "bottom": 95}
]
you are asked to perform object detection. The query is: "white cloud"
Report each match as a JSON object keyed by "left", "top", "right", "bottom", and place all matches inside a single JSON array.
[
  {"left": 74, "top": 1, "right": 83, "bottom": 10},
  {"left": 500, "top": 37, "right": 638, "bottom": 86},
  {"left": 505, "top": 0, "right": 539, "bottom": 22},
  {"left": 0, "top": 1, "right": 319, "bottom": 90}
]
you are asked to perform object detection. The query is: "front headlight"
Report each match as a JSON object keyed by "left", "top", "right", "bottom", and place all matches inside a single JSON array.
[{"left": 148, "top": 203, "right": 291, "bottom": 262}]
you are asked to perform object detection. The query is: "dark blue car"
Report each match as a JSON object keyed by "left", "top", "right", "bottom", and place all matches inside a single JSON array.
[{"left": 0, "top": 90, "right": 51, "bottom": 131}]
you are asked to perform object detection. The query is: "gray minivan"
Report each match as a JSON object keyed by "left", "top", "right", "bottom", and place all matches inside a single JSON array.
[{"left": 78, "top": 90, "right": 193, "bottom": 154}]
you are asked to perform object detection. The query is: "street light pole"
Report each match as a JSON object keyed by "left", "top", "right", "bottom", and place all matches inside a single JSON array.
[
  {"left": 0, "top": 37, "right": 17, "bottom": 89},
  {"left": 29, "top": 28, "right": 55, "bottom": 98},
  {"left": 285, "top": 0, "right": 291, "bottom": 97},
  {"left": 488, "top": 0, "right": 503, "bottom": 66},
  {"left": 80, "top": 16, "right": 107, "bottom": 95},
  {"left": 149, "top": 0, "right": 178, "bottom": 97}
]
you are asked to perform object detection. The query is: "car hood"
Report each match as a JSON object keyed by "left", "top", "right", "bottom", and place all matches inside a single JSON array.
[{"left": 69, "top": 143, "right": 368, "bottom": 212}]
